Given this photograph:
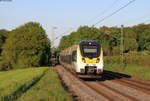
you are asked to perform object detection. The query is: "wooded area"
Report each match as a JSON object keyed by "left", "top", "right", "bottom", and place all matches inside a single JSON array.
[
  {"left": 0, "top": 23, "right": 150, "bottom": 70},
  {"left": 58, "top": 24, "right": 150, "bottom": 56},
  {"left": 0, "top": 22, "right": 51, "bottom": 70}
]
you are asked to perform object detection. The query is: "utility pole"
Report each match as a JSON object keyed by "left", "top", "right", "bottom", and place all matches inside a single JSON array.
[{"left": 120, "top": 25, "right": 124, "bottom": 69}]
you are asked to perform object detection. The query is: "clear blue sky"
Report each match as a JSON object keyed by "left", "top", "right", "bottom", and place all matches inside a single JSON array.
[{"left": 0, "top": 0, "right": 150, "bottom": 46}]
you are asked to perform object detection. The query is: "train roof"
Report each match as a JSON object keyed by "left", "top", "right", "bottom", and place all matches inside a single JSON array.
[
  {"left": 79, "top": 40, "right": 100, "bottom": 46},
  {"left": 60, "top": 40, "right": 101, "bottom": 54}
]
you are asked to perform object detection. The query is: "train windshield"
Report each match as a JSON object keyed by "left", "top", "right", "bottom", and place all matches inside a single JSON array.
[{"left": 82, "top": 45, "right": 99, "bottom": 58}]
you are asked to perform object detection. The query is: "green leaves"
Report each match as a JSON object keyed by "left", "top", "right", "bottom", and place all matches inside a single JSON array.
[
  {"left": 0, "top": 29, "right": 9, "bottom": 55},
  {"left": 139, "top": 29, "right": 150, "bottom": 50},
  {"left": 58, "top": 24, "right": 150, "bottom": 56},
  {"left": 58, "top": 26, "right": 103, "bottom": 51},
  {"left": 0, "top": 22, "right": 50, "bottom": 70}
]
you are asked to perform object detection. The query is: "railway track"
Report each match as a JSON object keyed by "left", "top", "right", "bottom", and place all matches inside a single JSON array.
[
  {"left": 55, "top": 65, "right": 150, "bottom": 101},
  {"left": 103, "top": 71, "right": 150, "bottom": 94}
]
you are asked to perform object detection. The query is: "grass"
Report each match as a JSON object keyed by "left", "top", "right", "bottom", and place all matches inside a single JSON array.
[
  {"left": 105, "top": 64, "right": 150, "bottom": 80},
  {"left": 104, "top": 53, "right": 150, "bottom": 80},
  {"left": 17, "top": 68, "right": 72, "bottom": 101},
  {"left": 0, "top": 67, "right": 72, "bottom": 101},
  {"left": 0, "top": 67, "right": 48, "bottom": 101}
]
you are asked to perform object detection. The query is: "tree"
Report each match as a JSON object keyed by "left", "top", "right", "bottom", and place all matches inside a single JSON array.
[
  {"left": 58, "top": 24, "right": 150, "bottom": 56},
  {"left": 139, "top": 29, "right": 150, "bottom": 50},
  {"left": 58, "top": 36, "right": 71, "bottom": 51},
  {"left": 123, "top": 38, "right": 138, "bottom": 52},
  {"left": 0, "top": 29, "right": 9, "bottom": 55},
  {"left": 133, "top": 24, "right": 150, "bottom": 50},
  {"left": 99, "top": 27, "right": 120, "bottom": 55},
  {"left": 58, "top": 26, "right": 102, "bottom": 51},
  {"left": 77, "top": 26, "right": 101, "bottom": 41},
  {"left": 0, "top": 22, "right": 50, "bottom": 70},
  {"left": 123, "top": 27, "right": 138, "bottom": 52}
]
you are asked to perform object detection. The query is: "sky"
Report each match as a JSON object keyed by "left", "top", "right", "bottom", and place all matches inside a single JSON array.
[{"left": 0, "top": 0, "right": 150, "bottom": 47}]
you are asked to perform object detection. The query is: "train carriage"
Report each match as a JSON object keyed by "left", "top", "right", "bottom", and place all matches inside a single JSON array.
[
  {"left": 59, "top": 40, "right": 104, "bottom": 78},
  {"left": 50, "top": 51, "right": 59, "bottom": 66}
]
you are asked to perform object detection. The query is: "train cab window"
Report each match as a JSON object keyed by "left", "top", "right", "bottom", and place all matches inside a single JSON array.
[
  {"left": 72, "top": 50, "right": 77, "bottom": 61},
  {"left": 82, "top": 45, "right": 100, "bottom": 58}
]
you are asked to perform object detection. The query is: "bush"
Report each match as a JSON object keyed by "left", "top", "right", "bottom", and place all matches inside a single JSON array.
[
  {"left": 0, "top": 22, "right": 50, "bottom": 70},
  {"left": 112, "top": 46, "right": 120, "bottom": 55}
]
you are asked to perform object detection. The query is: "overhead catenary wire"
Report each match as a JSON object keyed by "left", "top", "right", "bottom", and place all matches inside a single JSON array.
[
  {"left": 143, "top": 19, "right": 150, "bottom": 24},
  {"left": 122, "top": 13, "right": 150, "bottom": 26},
  {"left": 51, "top": 27, "right": 76, "bottom": 43},
  {"left": 92, "top": 0, "right": 136, "bottom": 27},
  {"left": 88, "top": 0, "right": 120, "bottom": 25},
  {"left": 52, "top": 0, "right": 127, "bottom": 42},
  {"left": 52, "top": 0, "right": 137, "bottom": 45}
]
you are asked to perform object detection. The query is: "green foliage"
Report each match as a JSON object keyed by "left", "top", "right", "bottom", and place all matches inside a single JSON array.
[
  {"left": 58, "top": 24, "right": 150, "bottom": 56},
  {"left": 17, "top": 68, "right": 72, "bottom": 101},
  {"left": 145, "top": 42, "right": 150, "bottom": 50},
  {"left": 0, "top": 29, "right": 9, "bottom": 55},
  {"left": 123, "top": 38, "right": 138, "bottom": 52},
  {"left": 133, "top": 24, "right": 150, "bottom": 50},
  {"left": 58, "top": 36, "right": 73, "bottom": 51},
  {"left": 58, "top": 26, "right": 103, "bottom": 51},
  {"left": 105, "top": 63, "right": 150, "bottom": 80},
  {"left": 139, "top": 29, "right": 150, "bottom": 50},
  {"left": 105, "top": 53, "right": 150, "bottom": 67},
  {"left": 0, "top": 60, "right": 10, "bottom": 70},
  {"left": 112, "top": 46, "right": 120, "bottom": 55},
  {"left": 0, "top": 67, "right": 48, "bottom": 101},
  {"left": 1, "top": 22, "right": 50, "bottom": 69},
  {"left": 77, "top": 26, "right": 101, "bottom": 41},
  {"left": 124, "top": 27, "right": 137, "bottom": 38},
  {"left": 104, "top": 54, "right": 150, "bottom": 80},
  {"left": 122, "top": 27, "right": 138, "bottom": 52}
]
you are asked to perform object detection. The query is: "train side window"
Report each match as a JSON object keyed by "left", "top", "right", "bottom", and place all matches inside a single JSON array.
[{"left": 72, "top": 50, "right": 77, "bottom": 61}]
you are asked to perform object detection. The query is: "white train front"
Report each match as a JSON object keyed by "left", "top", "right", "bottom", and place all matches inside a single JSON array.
[{"left": 59, "top": 40, "right": 104, "bottom": 78}]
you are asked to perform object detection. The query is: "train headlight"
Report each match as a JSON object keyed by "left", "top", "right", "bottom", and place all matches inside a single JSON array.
[
  {"left": 82, "top": 58, "right": 86, "bottom": 63},
  {"left": 96, "top": 58, "right": 100, "bottom": 63}
]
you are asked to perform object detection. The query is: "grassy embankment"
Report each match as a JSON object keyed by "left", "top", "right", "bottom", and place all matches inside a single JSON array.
[
  {"left": 0, "top": 67, "right": 72, "bottom": 101},
  {"left": 104, "top": 52, "right": 150, "bottom": 80}
]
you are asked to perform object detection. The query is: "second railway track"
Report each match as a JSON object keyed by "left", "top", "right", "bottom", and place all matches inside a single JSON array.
[{"left": 55, "top": 65, "right": 150, "bottom": 101}]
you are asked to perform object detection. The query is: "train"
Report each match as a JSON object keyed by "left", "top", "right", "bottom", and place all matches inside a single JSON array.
[
  {"left": 50, "top": 51, "right": 59, "bottom": 66},
  {"left": 59, "top": 40, "right": 104, "bottom": 78}
]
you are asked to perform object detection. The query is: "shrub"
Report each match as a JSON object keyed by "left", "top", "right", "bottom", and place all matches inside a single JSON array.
[{"left": 1, "top": 22, "right": 50, "bottom": 69}]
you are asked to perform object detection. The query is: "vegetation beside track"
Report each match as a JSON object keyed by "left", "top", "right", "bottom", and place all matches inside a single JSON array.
[
  {"left": 104, "top": 53, "right": 150, "bottom": 80},
  {"left": 0, "top": 67, "right": 48, "bottom": 101},
  {"left": 17, "top": 68, "right": 72, "bottom": 101},
  {"left": 0, "top": 22, "right": 51, "bottom": 70},
  {"left": 0, "top": 67, "right": 72, "bottom": 101}
]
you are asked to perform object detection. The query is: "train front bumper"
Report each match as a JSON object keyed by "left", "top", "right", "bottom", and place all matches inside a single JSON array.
[{"left": 80, "top": 65, "right": 102, "bottom": 75}]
